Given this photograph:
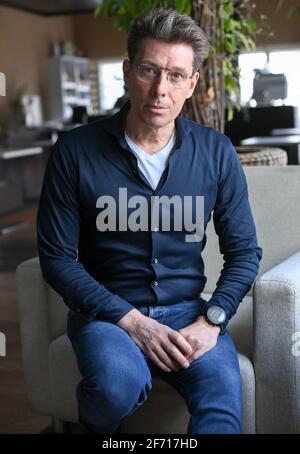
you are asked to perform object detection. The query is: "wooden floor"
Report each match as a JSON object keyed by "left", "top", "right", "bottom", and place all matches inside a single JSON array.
[{"left": 0, "top": 205, "right": 52, "bottom": 433}]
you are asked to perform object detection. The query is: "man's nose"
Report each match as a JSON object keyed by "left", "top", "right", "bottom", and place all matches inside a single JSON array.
[{"left": 151, "top": 71, "right": 168, "bottom": 96}]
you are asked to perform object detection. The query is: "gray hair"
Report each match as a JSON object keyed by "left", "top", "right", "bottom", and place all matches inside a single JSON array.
[{"left": 127, "top": 8, "right": 209, "bottom": 73}]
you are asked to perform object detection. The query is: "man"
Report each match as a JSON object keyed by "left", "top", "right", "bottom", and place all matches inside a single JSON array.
[{"left": 37, "top": 8, "right": 262, "bottom": 434}]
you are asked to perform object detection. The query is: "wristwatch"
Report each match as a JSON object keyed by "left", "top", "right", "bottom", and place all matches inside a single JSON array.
[{"left": 205, "top": 305, "right": 227, "bottom": 334}]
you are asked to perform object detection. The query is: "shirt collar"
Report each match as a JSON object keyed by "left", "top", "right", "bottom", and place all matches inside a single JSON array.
[{"left": 100, "top": 100, "right": 191, "bottom": 149}]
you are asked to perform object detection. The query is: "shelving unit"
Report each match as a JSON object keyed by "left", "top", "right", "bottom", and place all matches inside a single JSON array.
[
  {"left": 89, "top": 60, "right": 101, "bottom": 114},
  {"left": 47, "top": 55, "right": 93, "bottom": 121}
]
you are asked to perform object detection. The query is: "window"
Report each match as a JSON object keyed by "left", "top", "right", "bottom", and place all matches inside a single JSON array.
[
  {"left": 238, "top": 52, "right": 268, "bottom": 105},
  {"left": 238, "top": 48, "right": 300, "bottom": 106},
  {"left": 98, "top": 59, "right": 125, "bottom": 113}
]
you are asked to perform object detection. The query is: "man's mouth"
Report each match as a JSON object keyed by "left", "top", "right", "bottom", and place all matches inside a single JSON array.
[{"left": 146, "top": 104, "right": 169, "bottom": 110}]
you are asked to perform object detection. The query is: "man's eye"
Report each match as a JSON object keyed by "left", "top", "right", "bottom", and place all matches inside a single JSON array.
[
  {"left": 143, "top": 66, "right": 157, "bottom": 75},
  {"left": 170, "top": 72, "right": 185, "bottom": 80}
]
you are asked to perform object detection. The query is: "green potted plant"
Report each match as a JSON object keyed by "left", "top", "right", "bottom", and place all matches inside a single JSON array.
[{"left": 95, "top": 0, "right": 260, "bottom": 132}]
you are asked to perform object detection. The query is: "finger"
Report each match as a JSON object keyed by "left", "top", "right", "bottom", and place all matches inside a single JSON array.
[
  {"left": 185, "top": 348, "right": 196, "bottom": 360},
  {"left": 167, "top": 333, "right": 192, "bottom": 368},
  {"left": 168, "top": 330, "right": 193, "bottom": 356},
  {"left": 149, "top": 350, "right": 172, "bottom": 373},
  {"left": 163, "top": 342, "right": 190, "bottom": 369},
  {"left": 153, "top": 346, "right": 181, "bottom": 372},
  {"left": 189, "top": 345, "right": 214, "bottom": 361},
  {"left": 186, "top": 349, "right": 199, "bottom": 362}
]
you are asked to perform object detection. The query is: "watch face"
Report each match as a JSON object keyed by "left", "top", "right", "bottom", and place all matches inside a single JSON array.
[{"left": 207, "top": 306, "right": 226, "bottom": 325}]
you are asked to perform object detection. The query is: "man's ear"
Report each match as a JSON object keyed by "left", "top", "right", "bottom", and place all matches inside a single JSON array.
[
  {"left": 123, "top": 59, "right": 131, "bottom": 86},
  {"left": 186, "top": 72, "right": 200, "bottom": 100}
]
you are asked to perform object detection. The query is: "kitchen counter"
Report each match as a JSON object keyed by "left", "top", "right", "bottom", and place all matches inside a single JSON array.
[{"left": 0, "top": 145, "right": 45, "bottom": 215}]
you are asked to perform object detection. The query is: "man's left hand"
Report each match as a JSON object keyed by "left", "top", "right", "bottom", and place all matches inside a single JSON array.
[{"left": 177, "top": 316, "right": 220, "bottom": 364}]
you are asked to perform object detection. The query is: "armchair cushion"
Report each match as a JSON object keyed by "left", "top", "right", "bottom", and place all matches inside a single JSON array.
[{"left": 254, "top": 251, "right": 300, "bottom": 433}]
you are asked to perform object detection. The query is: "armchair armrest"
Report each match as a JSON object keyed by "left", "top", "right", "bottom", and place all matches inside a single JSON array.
[
  {"left": 16, "top": 257, "right": 54, "bottom": 416},
  {"left": 253, "top": 251, "right": 300, "bottom": 433}
]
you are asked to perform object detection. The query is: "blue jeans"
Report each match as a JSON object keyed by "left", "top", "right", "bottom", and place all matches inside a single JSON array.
[{"left": 67, "top": 299, "right": 242, "bottom": 434}]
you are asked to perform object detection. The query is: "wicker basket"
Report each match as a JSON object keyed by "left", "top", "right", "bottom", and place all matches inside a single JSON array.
[{"left": 236, "top": 146, "right": 288, "bottom": 166}]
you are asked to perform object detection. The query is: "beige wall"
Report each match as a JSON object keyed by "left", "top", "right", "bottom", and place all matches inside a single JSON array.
[
  {"left": 0, "top": 3, "right": 299, "bottom": 121},
  {"left": 0, "top": 7, "right": 126, "bottom": 121},
  {"left": 72, "top": 4, "right": 300, "bottom": 55},
  {"left": 254, "top": 0, "right": 300, "bottom": 47},
  {"left": 0, "top": 5, "right": 74, "bottom": 118},
  {"left": 73, "top": 14, "right": 127, "bottom": 59}
]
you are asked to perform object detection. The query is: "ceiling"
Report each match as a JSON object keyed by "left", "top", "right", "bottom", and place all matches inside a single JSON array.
[{"left": 0, "top": 0, "right": 101, "bottom": 16}]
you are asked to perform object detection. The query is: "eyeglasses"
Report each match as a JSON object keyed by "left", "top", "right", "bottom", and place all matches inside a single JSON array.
[{"left": 134, "top": 62, "right": 193, "bottom": 89}]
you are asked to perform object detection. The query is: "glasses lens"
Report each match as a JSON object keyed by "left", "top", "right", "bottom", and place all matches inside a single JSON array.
[
  {"left": 136, "top": 63, "right": 189, "bottom": 88},
  {"left": 137, "top": 64, "right": 157, "bottom": 81},
  {"left": 168, "top": 71, "right": 188, "bottom": 88}
]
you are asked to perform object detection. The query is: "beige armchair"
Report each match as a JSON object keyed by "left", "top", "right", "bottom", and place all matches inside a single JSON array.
[{"left": 16, "top": 166, "right": 300, "bottom": 433}]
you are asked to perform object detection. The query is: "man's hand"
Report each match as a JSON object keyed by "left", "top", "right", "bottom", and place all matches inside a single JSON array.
[
  {"left": 178, "top": 316, "right": 220, "bottom": 363},
  {"left": 117, "top": 309, "right": 193, "bottom": 373}
]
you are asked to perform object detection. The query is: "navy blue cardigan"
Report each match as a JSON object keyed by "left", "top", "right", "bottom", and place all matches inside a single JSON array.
[{"left": 37, "top": 103, "right": 262, "bottom": 325}]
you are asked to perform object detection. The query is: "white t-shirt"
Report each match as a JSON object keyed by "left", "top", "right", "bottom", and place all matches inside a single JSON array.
[{"left": 125, "top": 131, "right": 176, "bottom": 190}]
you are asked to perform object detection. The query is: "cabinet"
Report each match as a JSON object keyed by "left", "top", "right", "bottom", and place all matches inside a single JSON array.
[
  {"left": 225, "top": 105, "right": 300, "bottom": 145},
  {"left": 47, "top": 56, "right": 92, "bottom": 121}
]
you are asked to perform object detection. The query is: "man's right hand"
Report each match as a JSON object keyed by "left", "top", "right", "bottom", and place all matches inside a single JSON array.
[{"left": 117, "top": 309, "right": 193, "bottom": 373}]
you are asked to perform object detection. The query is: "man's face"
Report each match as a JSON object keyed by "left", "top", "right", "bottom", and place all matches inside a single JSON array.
[{"left": 123, "top": 38, "right": 199, "bottom": 130}]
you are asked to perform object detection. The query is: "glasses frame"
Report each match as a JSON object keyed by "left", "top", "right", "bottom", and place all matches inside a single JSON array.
[{"left": 134, "top": 62, "right": 194, "bottom": 89}]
